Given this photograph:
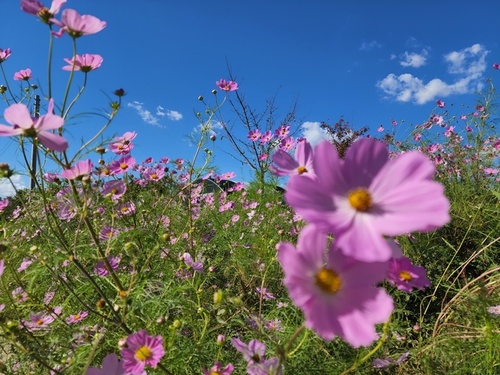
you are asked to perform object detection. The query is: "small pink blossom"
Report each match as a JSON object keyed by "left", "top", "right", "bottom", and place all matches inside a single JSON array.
[
  {"left": 66, "top": 311, "right": 88, "bottom": 324},
  {"left": 386, "top": 256, "right": 430, "bottom": 293},
  {"left": 110, "top": 155, "right": 136, "bottom": 175},
  {"left": 436, "top": 99, "right": 445, "bottom": 108},
  {"left": 493, "top": 63, "right": 500, "bottom": 70},
  {"left": 247, "top": 129, "right": 261, "bottom": 142},
  {"left": 0, "top": 198, "right": 8, "bottom": 212},
  {"left": 202, "top": 362, "right": 234, "bottom": 375},
  {"left": 377, "top": 126, "right": 384, "bottom": 132},
  {"left": 20, "top": 0, "right": 66, "bottom": 24},
  {"left": 0, "top": 48, "right": 11, "bottom": 63},
  {"left": 63, "top": 53, "right": 103, "bottom": 72},
  {"left": 121, "top": 330, "right": 165, "bottom": 374},
  {"left": 13, "top": 68, "right": 32, "bottom": 81},
  {"left": 61, "top": 159, "right": 93, "bottom": 180},
  {"left": 216, "top": 78, "right": 238, "bottom": 92},
  {"left": 260, "top": 130, "right": 273, "bottom": 144},
  {"left": 274, "top": 125, "right": 290, "bottom": 139}
]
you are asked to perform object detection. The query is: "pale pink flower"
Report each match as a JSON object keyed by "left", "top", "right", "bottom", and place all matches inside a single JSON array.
[
  {"left": 13, "top": 68, "right": 32, "bottom": 81},
  {"left": 109, "top": 131, "right": 137, "bottom": 155},
  {"left": 66, "top": 311, "right": 88, "bottom": 324},
  {"left": 202, "top": 362, "right": 234, "bottom": 375},
  {"left": 285, "top": 138, "right": 450, "bottom": 262},
  {"left": 87, "top": 353, "right": 143, "bottom": 375},
  {"left": 0, "top": 99, "right": 68, "bottom": 152},
  {"left": 278, "top": 225, "right": 393, "bottom": 346},
  {"left": 53, "top": 8, "right": 106, "bottom": 38},
  {"left": 62, "top": 54, "right": 103, "bottom": 72},
  {"left": 0, "top": 259, "right": 4, "bottom": 277},
  {"left": 0, "top": 48, "right": 11, "bottom": 63},
  {"left": 377, "top": 126, "right": 384, "bottom": 132},
  {"left": 216, "top": 78, "right": 238, "bottom": 92},
  {"left": 0, "top": 198, "right": 8, "bottom": 212},
  {"left": 110, "top": 155, "right": 136, "bottom": 175},
  {"left": 61, "top": 159, "right": 93, "bottom": 180},
  {"left": 121, "top": 330, "right": 165, "bottom": 374},
  {"left": 100, "top": 180, "right": 126, "bottom": 201}
]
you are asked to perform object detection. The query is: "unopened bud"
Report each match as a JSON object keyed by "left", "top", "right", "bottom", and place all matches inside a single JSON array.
[
  {"left": 114, "top": 88, "right": 125, "bottom": 97},
  {"left": 0, "top": 163, "right": 14, "bottom": 178},
  {"left": 213, "top": 290, "right": 223, "bottom": 305},
  {"left": 198, "top": 96, "right": 204, "bottom": 101},
  {"left": 211, "top": 89, "right": 217, "bottom": 95}
]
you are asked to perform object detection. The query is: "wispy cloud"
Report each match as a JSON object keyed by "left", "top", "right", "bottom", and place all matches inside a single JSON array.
[
  {"left": 359, "top": 40, "right": 382, "bottom": 51},
  {"left": 127, "top": 101, "right": 183, "bottom": 127},
  {"left": 156, "top": 105, "right": 183, "bottom": 121},
  {"left": 399, "top": 50, "right": 428, "bottom": 68},
  {"left": 0, "top": 175, "right": 28, "bottom": 198},
  {"left": 377, "top": 44, "right": 489, "bottom": 104},
  {"left": 300, "top": 121, "right": 329, "bottom": 146}
]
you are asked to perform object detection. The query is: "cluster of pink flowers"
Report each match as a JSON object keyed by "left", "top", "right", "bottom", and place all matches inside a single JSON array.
[{"left": 272, "top": 137, "right": 450, "bottom": 346}]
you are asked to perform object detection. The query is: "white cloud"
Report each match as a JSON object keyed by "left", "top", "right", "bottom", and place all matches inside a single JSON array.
[
  {"left": 156, "top": 105, "right": 183, "bottom": 121},
  {"left": 377, "top": 44, "right": 489, "bottom": 104},
  {"left": 359, "top": 40, "right": 382, "bottom": 51},
  {"left": 300, "top": 121, "right": 329, "bottom": 146},
  {"left": 399, "top": 50, "right": 428, "bottom": 68},
  {"left": 0, "top": 175, "right": 28, "bottom": 198}
]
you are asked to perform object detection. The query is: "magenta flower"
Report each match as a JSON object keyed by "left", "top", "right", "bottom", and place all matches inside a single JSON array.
[
  {"left": 260, "top": 130, "right": 273, "bottom": 145},
  {"left": 231, "top": 338, "right": 282, "bottom": 375},
  {"left": 63, "top": 53, "right": 103, "bottom": 72},
  {"left": 216, "top": 78, "right": 238, "bottom": 92},
  {"left": 0, "top": 48, "right": 11, "bottom": 63},
  {"left": 142, "top": 166, "right": 165, "bottom": 182},
  {"left": 0, "top": 100, "right": 68, "bottom": 152},
  {"left": 493, "top": 63, "right": 500, "bottom": 70},
  {"left": 247, "top": 129, "right": 261, "bottom": 142},
  {"left": 53, "top": 8, "right": 107, "bottom": 38},
  {"left": 13, "top": 68, "right": 32, "bottom": 81},
  {"left": 202, "top": 362, "right": 234, "bottom": 375},
  {"left": 274, "top": 125, "right": 290, "bottom": 139},
  {"left": 94, "top": 255, "right": 120, "bottom": 276},
  {"left": 110, "top": 155, "right": 136, "bottom": 175},
  {"left": 101, "top": 180, "right": 127, "bottom": 201},
  {"left": 20, "top": 0, "right": 66, "bottom": 24},
  {"left": 0, "top": 198, "right": 9, "bottom": 212},
  {"left": 66, "top": 311, "right": 88, "bottom": 324},
  {"left": 61, "top": 159, "right": 93, "bottom": 180},
  {"left": 285, "top": 139, "right": 450, "bottom": 262},
  {"left": 87, "top": 353, "right": 145, "bottom": 375},
  {"left": 387, "top": 256, "right": 430, "bottom": 293},
  {"left": 181, "top": 253, "right": 204, "bottom": 273},
  {"left": 436, "top": 99, "right": 445, "bottom": 108},
  {"left": 121, "top": 330, "right": 165, "bottom": 374},
  {"left": 0, "top": 259, "right": 4, "bottom": 277},
  {"left": 271, "top": 139, "right": 315, "bottom": 178},
  {"left": 278, "top": 225, "right": 393, "bottom": 347}
]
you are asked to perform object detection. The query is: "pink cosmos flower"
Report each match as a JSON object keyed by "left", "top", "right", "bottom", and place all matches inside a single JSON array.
[
  {"left": 285, "top": 139, "right": 450, "bottom": 262},
  {"left": 216, "top": 78, "right": 238, "bottom": 92},
  {"left": 23, "top": 310, "right": 60, "bottom": 331},
  {"left": 247, "top": 129, "right": 261, "bottom": 142},
  {"left": 493, "top": 63, "right": 500, "bottom": 70},
  {"left": 0, "top": 259, "right": 4, "bottom": 277},
  {"left": 274, "top": 125, "right": 290, "bottom": 139},
  {"left": 202, "top": 362, "right": 234, "bottom": 375},
  {"left": 278, "top": 225, "right": 393, "bottom": 346},
  {"left": 13, "top": 68, "right": 32, "bottom": 81},
  {"left": 436, "top": 99, "right": 445, "bottom": 108},
  {"left": 101, "top": 180, "right": 127, "bottom": 201},
  {"left": 487, "top": 305, "right": 500, "bottom": 317},
  {"left": 63, "top": 54, "right": 103, "bottom": 72},
  {"left": 377, "top": 126, "right": 384, "bottom": 132},
  {"left": 109, "top": 131, "right": 137, "bottom": 155},
  {"left": 230, "top": 338, "right": 282, "bottom": 375},
  {"left": 116, "top": 202, "right": 136, "bottom": 216},
  {"left": 386, "top": 256, "right": 430, "bottom": 293},
  {"left": 121, "top": 330, "right": 165, "bottom": 374},
  {"left": 181, "top": 253, "right": 204, "bottom": 273},
  {"left": 94, "top": 255, "right": 120, "bottom": 276},
  {"left": 53, "top": 8, "right": 107, "bottom": 38},
  {"left": 66, "top": 311, "right": 88, "bottom": 324},
  {"left": 142, "top": 166, "right": 165, "bottom": 182},
  {"left": 87, "top": 353, "right": 145, "bottom": 375},
  {"left": 110, "top": 155, "right": 136, "bottom": 175},
  {"left": 260, "top": 130, "right": 273, "bottom": 145},
  {"left": 20, "top": 0, "right": 66, "bottom": 24},
  {"left": 61, "top": 159, "right": 93, "bottom": 180},
  {"left": 0, "top": 198, "right": 8, "bottom": 212},
  {"left": 279, "top": 136, "right": 295, "bottom": 151},
  {"left": 271, "top": 139, "right": 315, "bottom": 178},
  {"left": 0, "top": 99, "right": 68, "bottom": 152},
  {"left": 0, "top": 48, "right": 11, "bottom": 63}
]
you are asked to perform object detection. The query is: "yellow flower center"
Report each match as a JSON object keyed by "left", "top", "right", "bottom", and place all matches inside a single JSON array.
[
  {"left": 73, "top": 314, "right": 81, "bottom": 320},
  {"left": 399, "top": 271, "right": 413, "bottom": 282},
  {"left": 210, "top": 372, "right": 221, "bottom": 375},
  {"left": 111, "top": 188, "right": 118, "bottom": 195},
  {"left": 151, "top": 173, "right": 158, "bottom": 179},
  {"left": 135, "top": 345, "right": 152, "bottom": 361},
  {"left": 315, "top": 268, "right": 342, "bottom": 294},
  {"left": 120, "top": 163, "right": 128, "bottom": 170},
  {"left": 297, "top": 166, "right": 307, "bottom": 174},
  {"left": 348, "top": 188, "right": 372, "bottom": 212}
]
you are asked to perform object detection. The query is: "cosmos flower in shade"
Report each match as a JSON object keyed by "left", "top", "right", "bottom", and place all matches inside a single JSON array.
[
  {"left": 94, "top": 255, "right": 121, "bottom": 276},
  {"left": 373, "top": 352, "right": 409, "bottom": 369},
  {"left": 216, "top": 78, "right": 238, "bottom": 92},
  {"left": 66, "top": 311, "right": 88, "bottom": 324},
  {"left": 23, "top": 309, "right": 61, "bottom": 331},
  {"left": 387, "top": 256, "right": 430, "bottom": 293},
  {"left": 285, "top": 138, "right": 450, "bottom": 262},
  {"left": 62, "top": 53, "right": 103, "bottom": 72},
  {"left": 487, "top": 305, "right": 500, "bottom": 317},
  {"left": 121, "top": 330, "right": 165, "bottom": 374},
  {"left": 116, "top": 201, "right": 136, "bottom": 216},
  {"left": 202, "top": 362, "right": 234, "bottom": 375},
  {"left": 271, "top": 139, "right": 315, "bottom": 178},
  {"left": 61, "top": 159, "right": 93, "bottom": 180},
  {"left": 53, "top": 8, "right": 107, "bottom": 38},
  {"left": 0, "top": 99, "right": 68, "bottom": 152},
  {"left": 277, "top": 225, "right": 393, "bottom": 347},
  {"left": 181, "top": 253, "right": 204, "bottom": 273},
  {"left": 87, "top": 353, "right": 145, "bottom": 375},
  {"left": 13, "top": 68, "right": 32, "bottom": 81},
  {"left": 0, "top": 48, "right": 11, "bottom": 63}
]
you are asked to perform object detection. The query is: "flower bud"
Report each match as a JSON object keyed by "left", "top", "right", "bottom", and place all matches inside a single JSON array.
[
  {"left": 198, "top": 96, "right": 204, "bottom": 101},
  {"left": 0, "top": 85, "right": 6, "bottom": 94},
  {"left": 114, "top": 88, "right": 125, "bottom": 97},
  {"left": 216, "top": 334, "right": 226, "bottom": 345},
  {"left": 213, "top": 290, "right": 223, "bottom": 305},
  {"left": 0, "top": 163, "right": 14, "bottom": 178}
]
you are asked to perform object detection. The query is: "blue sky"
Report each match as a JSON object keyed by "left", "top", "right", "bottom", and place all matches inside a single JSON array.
[{"left": 1, "top": 0, "right": 500, "bottom": 196}]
